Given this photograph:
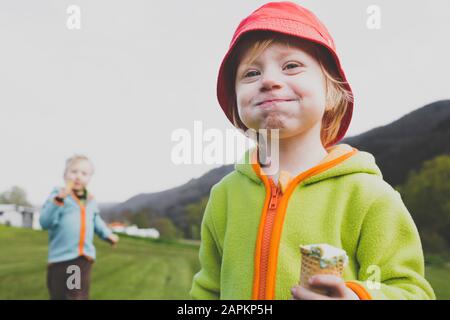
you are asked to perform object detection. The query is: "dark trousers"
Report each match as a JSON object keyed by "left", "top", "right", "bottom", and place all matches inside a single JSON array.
[{"left": 47, "top": 255, "right": 93, "bottom": 300}]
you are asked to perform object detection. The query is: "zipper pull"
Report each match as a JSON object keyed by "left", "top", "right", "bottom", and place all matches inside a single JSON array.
[{"left": 269, "top": 181, "right": 280, "bottom": 210}]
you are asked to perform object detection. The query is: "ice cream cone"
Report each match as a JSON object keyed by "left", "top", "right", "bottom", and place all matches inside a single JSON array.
[{"left": 299, "top": 244, "right": 348, "bottom": 295}]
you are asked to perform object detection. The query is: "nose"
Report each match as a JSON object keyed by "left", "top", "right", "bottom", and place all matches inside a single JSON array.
[{"left": 260, "top": 69, "right": 282, "bottom": 92}]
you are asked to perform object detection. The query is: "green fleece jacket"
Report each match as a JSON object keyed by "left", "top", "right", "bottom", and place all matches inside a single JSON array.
[{"left": 190, "top": 145, "right": 435, "bottom": 300}]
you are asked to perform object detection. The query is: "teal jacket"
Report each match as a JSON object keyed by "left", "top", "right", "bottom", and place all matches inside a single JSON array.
[
  {"left": 40, "top": 187, "right": 112, "bottom": 263},
  {"left": 190, "top": 144, "right": 435, "bottom": 300}
]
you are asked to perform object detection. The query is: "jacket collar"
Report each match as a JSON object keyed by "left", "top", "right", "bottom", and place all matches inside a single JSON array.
[{"left": 235, "top": 143, "right": 382, "bottom": 187}]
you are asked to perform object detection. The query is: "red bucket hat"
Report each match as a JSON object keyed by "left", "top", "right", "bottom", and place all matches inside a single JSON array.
[{"left": 216, "top": 1, "right": 353, "bottom": 147}]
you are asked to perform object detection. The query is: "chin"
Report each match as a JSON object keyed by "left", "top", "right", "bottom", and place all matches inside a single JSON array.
[{"left": 261, "top": 115, "right": 286, "bottom": 130}]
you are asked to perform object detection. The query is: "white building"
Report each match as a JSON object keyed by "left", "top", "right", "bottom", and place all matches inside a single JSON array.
[
  {"left": 109, "top": 223, "right": 160, "bottom": 239},
  {"left": 0, "top": 204, "right": 41, "bottom": 230}
]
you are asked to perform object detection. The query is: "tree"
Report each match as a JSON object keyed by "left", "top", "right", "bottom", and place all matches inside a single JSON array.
[
  {"left": 150, "top": 217, "right": 180, "bottom": 240},
  {"left": 397, "top": 155, "right": 450, "bottom": 253},
  {"left": 130, "top": 210, "right": 151, "bottom": 228},
  {"left": 0, "top": 186, "right": 31, "bottom": 207},
  {"left": 184, "top": 196, "right": 209, "bottom": 240}
]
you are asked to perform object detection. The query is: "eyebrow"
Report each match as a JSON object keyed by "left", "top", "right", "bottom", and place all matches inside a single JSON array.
[
  {"left": 246, "top": 48, "right": 309, "bottom": 66},
  {"left": 275, "top": 47, "right": 312, "bottom": 61}
]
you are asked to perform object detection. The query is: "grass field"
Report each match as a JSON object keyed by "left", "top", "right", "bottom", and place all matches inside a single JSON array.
[
  {"left": 1, "top": 225, "right": 449, "bottom": 299},
  {"left": 0, "top": 225, "right": 200, "bottom": 299},
  {"left": 424, "top": 264, "right": 450, "bottom": 300}
]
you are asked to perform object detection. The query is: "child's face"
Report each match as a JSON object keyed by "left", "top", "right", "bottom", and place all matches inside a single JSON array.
[
  {"left": 64, "top": 160, "right": 93, "bottom": 190},
  {"left": 234, "top": 41, "right": 327, "bottom": 139}
]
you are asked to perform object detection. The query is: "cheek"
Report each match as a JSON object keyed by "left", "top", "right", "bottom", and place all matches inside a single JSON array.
[
  {"left": 235, "top": 85, "right": 257, "bottom": 125},
  {"left": 292, "top": 77, "right": 326, "bottom": 108},
  {"left": 237, "top": 107, "right": 254, "bottom": 126},
  {"left": 235, "top": 82, "right": 257, "bottom": 110}
]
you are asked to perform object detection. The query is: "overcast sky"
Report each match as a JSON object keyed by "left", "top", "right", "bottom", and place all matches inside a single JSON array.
[{"left": 1, "top": 0, "right": 449, "bottom": 205}]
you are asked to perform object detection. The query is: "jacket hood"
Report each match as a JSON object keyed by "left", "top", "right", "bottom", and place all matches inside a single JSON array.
[{"left": 234, "top": 144, "right": 382, "bottom": 186}]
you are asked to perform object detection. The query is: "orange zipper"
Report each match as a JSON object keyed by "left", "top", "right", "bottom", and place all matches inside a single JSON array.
[
  {"left": 258, "top": 179, "right": 282, "bottom": 299},
  {"left": 71, "top": 191, "right": 87, "bottom": 257},
  {"left": 78, "top": 205, "right": 86, "bottom": 256}
]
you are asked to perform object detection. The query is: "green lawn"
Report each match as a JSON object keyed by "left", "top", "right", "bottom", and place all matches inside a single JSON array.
[
  {"left": 1, "top": 225, "right": 449, "bottom": 299},
  {"left": 425, "top": 264, "right": 450, "bottom": 300},
  {"left": 0, "top": 225, "right": 200, "bottom": 299}
]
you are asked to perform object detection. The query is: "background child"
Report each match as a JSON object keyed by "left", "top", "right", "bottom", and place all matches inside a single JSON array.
[
  {"left": 40, "top": 154, "right": 119, "bottom": 300},
  {"left": 190, "top": 2, "right": 435, "bottom": 300}
]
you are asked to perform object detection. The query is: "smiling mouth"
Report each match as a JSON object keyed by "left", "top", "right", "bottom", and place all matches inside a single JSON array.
[{"left": 256, "top": 99, "right": 297, "bottom": 107}]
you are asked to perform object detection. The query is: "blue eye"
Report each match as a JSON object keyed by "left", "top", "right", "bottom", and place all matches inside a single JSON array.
[
  {"left": 284, "top": 63, "right": 300, "bottom": 70},
  {"left": 244, "top": 70, "right": 260, "bottom": 78}
]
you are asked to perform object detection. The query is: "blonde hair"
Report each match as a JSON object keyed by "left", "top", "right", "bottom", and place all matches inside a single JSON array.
[
  {"left": 228, "top": 32, "right": 353, "bottom": 147},
  {"left": 64, "top": 154, "right": 94, "bottom": 176}
]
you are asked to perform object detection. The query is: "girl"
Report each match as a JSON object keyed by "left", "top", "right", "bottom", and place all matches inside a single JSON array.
[
  {"left": 40, "top": 154, "right": 119, "bottom": 300},
  {"left": 190, "top": 2, "right": 435, "bottom": 300}
]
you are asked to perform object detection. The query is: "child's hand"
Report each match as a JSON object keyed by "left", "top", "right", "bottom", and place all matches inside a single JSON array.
[
  {"left": 57, "top": 181, "right": 74, "bottom": 199},
  {"left": 57, "top": 188, "right": 70, "bottom": 198},
  {"left": 55, "top": 188, "right": 70, "bottom": 201},
  {"left": 107, "top": 234, "right": 119, "bottom": 247},
  {"left": 291, "top": 275, "right": 359, "bottom": 300}
]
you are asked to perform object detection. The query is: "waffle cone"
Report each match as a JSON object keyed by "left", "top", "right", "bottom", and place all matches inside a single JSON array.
[{"left": 299, "top": 246, "right": 346, "bottom": 294}]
